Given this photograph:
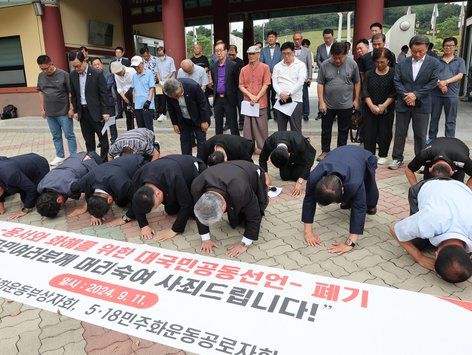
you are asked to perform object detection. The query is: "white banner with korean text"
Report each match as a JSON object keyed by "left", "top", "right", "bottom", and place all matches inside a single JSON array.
[{"left": 0, "top": 221, "right": 470, "bottom": 355}]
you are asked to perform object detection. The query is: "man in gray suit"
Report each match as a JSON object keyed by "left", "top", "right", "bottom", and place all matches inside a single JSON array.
[
  {"left": 316, "top": 29, "right": 334, "bottom": 69},
  {"left": 293, "top": 32, "right": 313, "bottom": 121},
  {"left": 389, "top": 35, "right": 440, "bottom": 170}
]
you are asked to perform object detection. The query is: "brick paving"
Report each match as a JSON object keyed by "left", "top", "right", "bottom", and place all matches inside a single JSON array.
[{"left": 0, "top": 116, "right": 471, "bottom": 354}]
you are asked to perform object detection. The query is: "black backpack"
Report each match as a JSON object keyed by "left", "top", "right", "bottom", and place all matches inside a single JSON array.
[{"left": 1, "top": 105, "right": 18, "bottom": 120}]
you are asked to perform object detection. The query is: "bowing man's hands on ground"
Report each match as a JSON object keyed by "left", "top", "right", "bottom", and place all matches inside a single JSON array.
[
  {"left": 200, "top": 240, "right": 219, "bottom": 254},
  {"left": 292, "top": 180, "right": 303, "bottom": 197},
  {"left": 327, "top": 242, "right": 353, "bottom": 255},
  {"left": 155, "top": 229, "right": 178, "bottom": 242},
  {"left": 304, "top": 229, "right": 322, "bottom": 247},
  {"left": 67, "top": 203, "right": 87, "bottom": 218},
  {"left": 90, "top": 216, "right": 105, "bottom": 226},
  {"left": 8, "top": 208, "right": 30, "bottom": 220},
  {"left": 226, "top": 243, "right": 248, "bottom": 258},
  {"left": 107, "top": 218, "right": 126, "bottom": 228},
  {"left": 140, "top": 226, "right": 155, "bottom": 240}
]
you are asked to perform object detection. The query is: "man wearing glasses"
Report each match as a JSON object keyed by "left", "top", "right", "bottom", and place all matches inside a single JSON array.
[
  {"left": 428, "top": 37, "right": 466, "bottom": 143},
  {"left": 210, "top": 42, "right": 240, "bottom": 136},
  {"left": 37, "top": 55, "right": 77, "bottom": 166},
  {"left": 272, "top": 41, "right": 307, "bottom": 134}
]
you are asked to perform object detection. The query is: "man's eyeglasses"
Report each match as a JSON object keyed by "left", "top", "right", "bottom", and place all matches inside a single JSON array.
[
  {"left": 443, "top": 44, "right": 456, "bottom": 48},
  {"left": 39, "top": 65, "right": 51, "bottom": 72}
]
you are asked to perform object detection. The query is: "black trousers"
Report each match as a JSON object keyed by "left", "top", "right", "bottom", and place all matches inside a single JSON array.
[
  {"left": 214, "top": 97, "right": 239, "bottom": 136},
  {"left": 80, "top": 106, "right": 109, "bottom": 161},
  {"left": 267, "top": 83, "right": 276, "bottom": 119},
  {"left": 180, "top": 119, "right": 207, "bottom": 159},
  {"left": 363, "top": 106, "right": 394, "bottom": 158},
  {"left": 237, "top": 90, "right": 244, "bottom": 126},
  {"left": 156, "top": 94, "right": 167, "bottom": 116},
  {"left": 123, "top": 88, "right": 135, "bottom": 130},
  {"left": 135, "top": 109, "right": 154, "bottom": 131},
  {"left": 321, "top": 108, "right": 351, "bottom": 153}
]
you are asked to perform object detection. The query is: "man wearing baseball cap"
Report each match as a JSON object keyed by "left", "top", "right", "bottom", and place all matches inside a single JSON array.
[
  {"left": 130, "top": 55, "right": 155, "bottom": 131},
  {"left": 405, "top": 137, "right": 472, "bottom": 188},
  {"left": 110, "top": 61, "right": 136, "bottom": 131}
]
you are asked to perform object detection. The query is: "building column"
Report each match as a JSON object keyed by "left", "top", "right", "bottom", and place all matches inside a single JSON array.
[
  {"left": 353, "top": 0, "right": 384, "bottom": 52},
  {"left": 242, "top": 13, "right": 254, "bottom": 64},
  {"left": 162, "top": 0, "right": 186, "bottom": 66},
  {"left": 40, "top": 0, "right": 67, "bottom": 70},
  {"left": 120, "top": 0, "right": 135, "bottom": 57},
  {"left": 213, "top": 0, "right": 229, "bottom": 45}
]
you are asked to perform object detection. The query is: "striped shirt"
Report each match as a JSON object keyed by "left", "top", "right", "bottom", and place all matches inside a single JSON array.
[{"left": 109, "top": 128, "right": 157, "bottom": 158}]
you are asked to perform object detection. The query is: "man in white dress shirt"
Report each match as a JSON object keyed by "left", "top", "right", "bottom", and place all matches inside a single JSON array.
[
  {"left": 391, "top": 178, "right": 472, "bottom": 283},
  {"left": 272, "top": 41, "right": 306, "bottom": 133}
]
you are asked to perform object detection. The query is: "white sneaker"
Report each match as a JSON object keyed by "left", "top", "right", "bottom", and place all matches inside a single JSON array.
[
  {"left": 49, "top": 156, "right": 65, "bottom": 166},
  {"left": 157, "top": 114, "right": 167, "bottom": 122},
  {"left": 388, "top": 159, "right": 403, "bottom": 170},
  {"left": 377, "top": 157, "right": 388, "bottom": 165}
]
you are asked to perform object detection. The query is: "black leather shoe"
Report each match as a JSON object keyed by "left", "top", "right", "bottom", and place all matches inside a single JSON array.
[
  {"left": 367, "top": 207, "right": 377, "bottom": 215},
  {"left": 223, "top": 123, "right": 230, "bottom": 131},
  {"left": 340, "top": 203, "right": 351, "bottom": 210},
  {"left": 303, "top": 115, "right": 309, "bottom": 121}
]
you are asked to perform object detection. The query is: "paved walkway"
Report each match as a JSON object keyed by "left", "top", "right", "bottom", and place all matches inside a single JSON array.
[{"left": 0, "top": 106, "right": 471, "bottom": 354}]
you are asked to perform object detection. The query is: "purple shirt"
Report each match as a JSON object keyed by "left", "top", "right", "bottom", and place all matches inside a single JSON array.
[{"left": 216, "top": 60, "right": 226, "bottom": 94}]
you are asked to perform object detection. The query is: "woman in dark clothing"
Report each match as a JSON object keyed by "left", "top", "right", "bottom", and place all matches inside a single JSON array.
[{"left": 363, "top": 48, "right": 396, "bottom": 165}]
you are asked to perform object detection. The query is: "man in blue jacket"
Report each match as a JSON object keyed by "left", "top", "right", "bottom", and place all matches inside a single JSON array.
[
  {"left": 163, "top": 78, "right": 211, "bottom": 159},
  {"left": 302, "top": 145, "right": 378, "bottom": 255},
  {"left": 260, "top": 31, "right": 282, "bottom": 120}
]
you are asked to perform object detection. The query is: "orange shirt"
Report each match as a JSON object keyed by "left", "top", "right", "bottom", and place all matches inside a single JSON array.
[{"left": 239, "top": 61, "right": 271, "bottom": 109}]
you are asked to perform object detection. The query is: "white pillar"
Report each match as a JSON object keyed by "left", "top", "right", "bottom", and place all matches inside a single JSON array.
[
  {"left": 337, "top": 12, "right": 343, "bottom": 41},
  {"left": 346, "top": 11, "right": 352, "bottom": 45}
]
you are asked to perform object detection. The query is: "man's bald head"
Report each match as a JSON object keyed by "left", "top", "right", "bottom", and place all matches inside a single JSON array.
[{"left": 180, "top": 59, "right": 194, "bottom": 74}]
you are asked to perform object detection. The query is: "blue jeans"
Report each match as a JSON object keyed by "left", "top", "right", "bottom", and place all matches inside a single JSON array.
[{"left": 46, "top": 115, "right": 77, "bottom": 158}]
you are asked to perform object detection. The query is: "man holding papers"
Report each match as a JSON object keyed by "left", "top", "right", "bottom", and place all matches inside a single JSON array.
[
  {"left": 239, "top": 45, "right": 271, "bottom": 152},
  {"left": 271, "top": 41, "right": 307, "bottom": 134}
]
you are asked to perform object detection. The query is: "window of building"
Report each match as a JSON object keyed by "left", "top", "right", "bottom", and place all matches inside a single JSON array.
[{"left": 0, "top": 36, "right": 26, "bottom": 87}]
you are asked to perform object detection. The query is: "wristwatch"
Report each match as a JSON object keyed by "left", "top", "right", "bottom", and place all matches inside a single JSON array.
[{"left": 345, "top": 239, "right": 356, "bottom": 248}]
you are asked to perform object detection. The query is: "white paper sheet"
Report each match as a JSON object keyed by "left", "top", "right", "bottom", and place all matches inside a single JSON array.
[
  {"left": 274, "top": 100, "right": 297, "bottom": 116},
  {"left": 268, "top": 186, "right": 282, "bottom": 198},
  {"left": 241, "top": 101, "right": 260, "bottom": 117},
  {"left": 101, "top": 116, "right": 116, "bottom": 135}
]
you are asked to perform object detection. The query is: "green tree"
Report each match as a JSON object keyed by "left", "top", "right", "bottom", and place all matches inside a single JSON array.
[
  {"left": 436, "top": 17, "right": 460, "bottom": 39},
  {"left": 186, "top": 34, "right": 213, "bottom": 59}
]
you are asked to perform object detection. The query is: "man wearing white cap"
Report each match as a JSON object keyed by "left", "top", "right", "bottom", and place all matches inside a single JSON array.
[
  {"left": 130, "top": 55, "right": 155, "bottom": 131},
  {"left": 110, "top": 61, "right": 136, "bottom": 131},
  {"left": 239, "top": 45, "right": 271, "bottom": 151}
]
